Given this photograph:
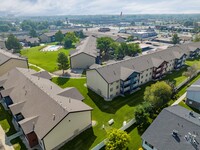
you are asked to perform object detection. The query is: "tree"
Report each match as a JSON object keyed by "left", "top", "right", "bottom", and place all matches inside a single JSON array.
[
  {"left": 64, "top": 38, "right": 73, "bottom": 48},
  {"left": 5, "top": 34, "right": 22, "bottom": 53},
  {"left": 0, "top": 24, "right": 10, "bottom": 32},
  {"left": 29, "top": 29, "right": 37, "bottom": 37},
  {"left": 106, "top": 129, "right": 130, "bottom": 150},
  {"left": 144, "top": 81, "right": 172, "bottom": 108},
  {"left": 172, "top": 33, "right": 180, "bottom": 45},
  {"left": 74, "top": 30, "right": 85, "bottom": 38},
  {"left": 193, "top": 34, "right": 200, "bottom": 42},
  {"left": 97, "top": 37, "right": 114, "bottom": 56},
  {"left": 183, "top": 64, "right": 198, "bottom": 79},
  {"left": 65, "top": 32, "right": 78, "bottom": 43},
  {"left": 127, "top": 36, "right": 134, "bottom": 42},
  {"left": 134, "top": 105, "right": 149, "bottom": 125},
  {"left": 55, "top": 30, "right": 64, "bottom": 44},
  {"left": 57, "top": 52, "right": 69, "bottom": 74}
]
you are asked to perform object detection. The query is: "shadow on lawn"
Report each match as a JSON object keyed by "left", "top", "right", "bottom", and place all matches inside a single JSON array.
[
  {"left": 54, "top": 77, "right": 70, "bottom": 86},
  {"left": 59, "top": 127, "right": 96, "bottom": 150},
  {"left": 87, "top": 82, "right": 154, "bottom": 114}
]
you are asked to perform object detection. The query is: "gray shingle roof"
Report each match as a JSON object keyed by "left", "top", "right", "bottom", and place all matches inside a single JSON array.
[
  {"left": 70, "top": 36, "right": 98, "bottom": 58},
  {"left": 0, "top": 49, "right": 26, "bottom": 66},
  {"left": 0, "top": 68, "right": 92, "bottom": 139},
  {"left": 142, "top": 105, "right": 200, "bottom": 150},
  {"left": 89, "top": 42, "right": 199, "bottom": 83}
]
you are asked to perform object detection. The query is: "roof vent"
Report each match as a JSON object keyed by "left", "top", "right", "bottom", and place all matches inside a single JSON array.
[
  {"left": 189, "top": 111, "right": 194, "bottom": 117},
  {"left": 172, "top": 129, "right": 178, "bottom": 137},
  {"left": 53, "top": 114, "right": 55, "bottom": 120},
  {"left": 69, "top": 98, "right": 71, "bottom": 103}
]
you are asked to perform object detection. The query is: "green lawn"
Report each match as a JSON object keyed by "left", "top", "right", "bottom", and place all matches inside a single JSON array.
[
  {"left": 162, "top": 67, "right": 187, "bottom": 86},
  {"left": 185, "top": 56, "right": 200, "bottom": 69},
  {"left": 10, "top": 137, "right": 27, "bottom": 150},
  {"left": 0, "top": 104, "right": 16, "bottom": 136},
  {"left": 20, "top": 46, "right": 72, "bottom": 72},
  {"left": 179, "top": 101, "right": 200, "bottom": 114},
  {"left": 29, "top": 65, "right": 40, "bottom": 72},
  {"left": 52, "top": 77, "right": 155, "bottom": 150},
  {"left": 52, "top": 67, "right": 193, "bottom": 150}
]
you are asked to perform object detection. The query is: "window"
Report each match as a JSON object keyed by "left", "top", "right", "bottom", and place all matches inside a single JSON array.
[
  {"left": 110, "top": 88, "right": 113, "bottom": 92},
  {"left": 146, "top": 74, "right": 148, "bottom": 77},
  {"left": 116, "top": 86, "right": 119, "bottom": 89},
  {"left": 145, "top": 79, "right": 147, "bottom": 82},
  {"left": 141, "top": 76, "right": 143, "bottom": 79},
  {"left": 116, "top": 92, "right": 119, "bottom": 95},
  {"left": 110, "top": 94, "right": 113, "bottom": 98},
  {"left": 141, "top": 81, "right": 143, "bottom": 84},
  {"left": 149, "top": 72, "right": 151, "bottom": 75},
  {"left": 116, "top": 81, "right": 119, "bottom": 83}
]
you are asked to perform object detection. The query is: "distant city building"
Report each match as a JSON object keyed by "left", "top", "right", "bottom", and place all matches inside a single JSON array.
[
  {"left": 142, "top": 105, "right": 200, "bottom": 150},
  {"left": 0, "top": 39, "right": 6, "bottom": 49},
  {"left": 186, "top": 79, "right": 200, "bottom": 110},
  {"left": 153, "top": 37, "right": 172, "bottom": 44},
  {"left": 125, "top": 28, "right": 157, "bottom": 39},
  {"left": 98, "top": 28, "right": 111, "bottom": 32},
  {"left": 17, "top": 35, "right": 40, "bottom": 47}
]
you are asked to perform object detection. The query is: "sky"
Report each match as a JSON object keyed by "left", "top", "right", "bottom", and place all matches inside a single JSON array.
[{"left": 1, "top": 0, "right": 200, "bottom": 16}]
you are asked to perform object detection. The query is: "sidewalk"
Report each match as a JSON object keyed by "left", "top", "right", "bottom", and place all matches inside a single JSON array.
[
  {"left": 0, "top": 126, "right": 14, "bottom": 150},
  {"left": 172, "top": 92, "right": 187, "bottom": 106}
]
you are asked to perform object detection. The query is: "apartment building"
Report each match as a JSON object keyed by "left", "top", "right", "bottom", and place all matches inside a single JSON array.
[
  {"left": 87, "top": 42, "right": 200, "bottom": 100},
  {"left": 70, "top": 36, "right": 100, "bottom": 69},
  {"left": 0, "top": 68, "right": 92, "bottom": 150}
]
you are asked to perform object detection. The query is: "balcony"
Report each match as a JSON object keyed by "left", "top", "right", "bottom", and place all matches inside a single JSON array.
[
  {"left": 124, "top": 80, "right": 131, "bottom": 86},
  {"left": 124, "top": 86, "right": 130, "bottom": 92}
]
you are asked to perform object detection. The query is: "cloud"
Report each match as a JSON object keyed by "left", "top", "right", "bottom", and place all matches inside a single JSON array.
[{"left": 0, "top": 0, "right": 200, "bottom": 16}]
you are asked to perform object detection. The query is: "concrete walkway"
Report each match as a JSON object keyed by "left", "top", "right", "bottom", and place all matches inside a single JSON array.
[
  {"left": 172, "top": 92, "right": 187, "bottom": 106},
  {"left": 7, "top": 131, "right": 23, "bottom": 141},
  {"left": 29, "top": 63, "right": 86, "bottom": 79},
  {"left": 0, "top": 126, "right": 14, "bottom": 150}
]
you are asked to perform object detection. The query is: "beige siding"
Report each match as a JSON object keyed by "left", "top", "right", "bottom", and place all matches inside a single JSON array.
[
  {"left": 109, "top": 80, "right": 120, "bottom": 99},
  {"left": 0, "top": 59, "right": 28, "bottom": 76},
  {"left": 70, "top": 53, "right": 96, "bottom": 69},
  {"left": 166, "top": 60, "right": 175, "bottom": 72},
  {"left": 139, "top": 68, "right": 153, "bottom": 85},
  {"left": 43, "top": 111, "right": 91, "bottom": 150},
  {"left": 86, "top": 70, "right": 109, "bottom": 99}
]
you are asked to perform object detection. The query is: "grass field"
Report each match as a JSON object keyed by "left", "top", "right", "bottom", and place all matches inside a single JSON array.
[
  {"left": 10, "top": 137, "right": 27, "bottom": 150},
  {"left": 21, "top": 45, "right": 72, "bottom": 72},
  {"left": 185, "top": 56, "right": 200, "bottom": 69},
  {"left": 29, "top": 65, "right": 40, "bottom": 72},
  {"left": 162, "top": 67, "right": 187, "bottom": 86},
  {"left": 52, "top": 77, "right": 147, "bottom": 150},
  {"left": 0, "top": 104, "right": 16, "bottom": 136}
]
